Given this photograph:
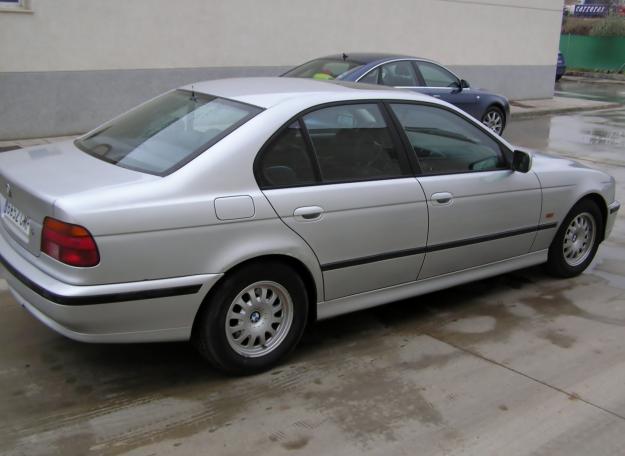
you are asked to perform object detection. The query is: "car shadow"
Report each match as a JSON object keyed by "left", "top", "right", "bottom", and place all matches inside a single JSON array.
[
  {"left": 35, "top": 265, "right": 549, "bottom": 388},
  {"left": 4, "top": 264, "right": 560, "bottom": 405},
  {"left": 1, "top": 264, "right": 577, "bottom": 452}
]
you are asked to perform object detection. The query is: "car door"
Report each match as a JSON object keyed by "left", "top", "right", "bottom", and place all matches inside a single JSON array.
[
  {"left": 388, "top": 102, "right": 542, "bottom": 279},
  {"left": 412, "top": 61, "right": 481, "bottom": 118},
  {"left": 256, "top": 102, "right": 429, "bottom": 301}
]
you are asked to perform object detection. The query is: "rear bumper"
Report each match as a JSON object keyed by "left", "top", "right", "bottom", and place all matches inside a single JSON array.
[{"left": 0, "top": 228, "right": 222, "bottom": 343}]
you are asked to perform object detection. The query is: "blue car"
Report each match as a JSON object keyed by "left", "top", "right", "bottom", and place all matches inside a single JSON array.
[
  {"left": 284, "top": 53, "right": 511, "bottom": 135},
  {"left": 556, "top": 52, "right": 566, "bottom": 81}
]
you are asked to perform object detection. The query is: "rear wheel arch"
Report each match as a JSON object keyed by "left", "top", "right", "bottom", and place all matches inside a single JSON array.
[
  {"left": 486, "top": 102, "right": 507, "bottom": 120},
  {"left": 192, "top": 254, "right": 318, "bottom": 337}
]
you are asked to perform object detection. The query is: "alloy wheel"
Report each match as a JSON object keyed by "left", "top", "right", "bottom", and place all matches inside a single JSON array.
[
  {"left": 562, "top": 212, "right": 596, "bottom": 267},
  {"left": 483, "top": 110, "right": 504, "bottom": 134},
  {"left": 225, "top": 281, "right": 294, "bottom": 358}
]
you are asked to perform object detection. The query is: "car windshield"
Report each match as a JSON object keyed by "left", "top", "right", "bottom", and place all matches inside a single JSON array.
[
  {"left": 75, "top": 90, "right": 261, "bottom": 175},
  {"left": 283, "top": 59, "right": 362, "bottom": 80}
]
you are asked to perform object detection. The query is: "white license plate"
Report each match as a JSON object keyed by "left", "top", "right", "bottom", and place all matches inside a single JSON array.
[{"left": 3, "top": 201, "right": 30, "bottom": 236}]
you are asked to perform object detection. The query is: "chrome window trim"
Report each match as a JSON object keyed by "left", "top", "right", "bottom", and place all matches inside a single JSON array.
[
  {"left": 391, "top": 86, "right": 472, "bottom": 91},
  {"left": 355, "top": 58, "right": 463, "bottom": 89}
]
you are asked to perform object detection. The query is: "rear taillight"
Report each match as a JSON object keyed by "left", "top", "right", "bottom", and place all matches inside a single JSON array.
[{"left": 41, "top": 217, "right": 100, "bottom": 267}]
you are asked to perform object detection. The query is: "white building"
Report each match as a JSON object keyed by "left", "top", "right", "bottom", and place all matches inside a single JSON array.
[{"left": 0, "top": 0, "right": 564, "bottom": 140}]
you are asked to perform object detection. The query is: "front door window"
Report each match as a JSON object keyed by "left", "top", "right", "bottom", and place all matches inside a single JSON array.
[
  {"left": 415, "top": 62, "right": 459, "bottom": 88},
  {"left": 390, "top": 103, "right": 506, "bottom": 174}
]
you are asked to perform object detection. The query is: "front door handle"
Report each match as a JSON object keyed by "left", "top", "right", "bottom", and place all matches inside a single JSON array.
[
  {"left": 431, "top": 192, "right": 453, "bottom": 205},
  {"left": 293, "top": 206, "right": 324, "bottom": 221}
]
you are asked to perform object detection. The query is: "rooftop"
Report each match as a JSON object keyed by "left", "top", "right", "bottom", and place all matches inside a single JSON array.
[{"left": 184, "top": 77, "right": 430, "bottom": 109}]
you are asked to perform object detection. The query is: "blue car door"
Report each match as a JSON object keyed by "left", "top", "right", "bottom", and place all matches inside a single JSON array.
[{"left": 412, "top": 61, "right": 482, "bottom": 119}]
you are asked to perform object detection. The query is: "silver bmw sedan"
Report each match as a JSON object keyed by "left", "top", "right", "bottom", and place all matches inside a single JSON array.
[{"left": 0, "top": 78, "right": 620, "bottom": 374}]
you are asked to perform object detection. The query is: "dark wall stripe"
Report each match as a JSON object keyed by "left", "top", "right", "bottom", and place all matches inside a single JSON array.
[
  {"left": 321, "top": 222, "right": 558, "bottom": 272},
  {"left": 0, "top": 253, "right": 202, "bottom": 306}
]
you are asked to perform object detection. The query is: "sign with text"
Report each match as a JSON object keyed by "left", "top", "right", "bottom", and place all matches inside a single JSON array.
[{"left": 574, "top": 5, "right": 609, "bottom": 17}]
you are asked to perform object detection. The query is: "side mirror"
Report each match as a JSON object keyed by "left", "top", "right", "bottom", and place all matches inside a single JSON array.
[
  {"left": 460, "top": 79, "right": 470, "bottom": 89},
  {"left": 512, "top": 150, "right": 532, "bottom": 173}
]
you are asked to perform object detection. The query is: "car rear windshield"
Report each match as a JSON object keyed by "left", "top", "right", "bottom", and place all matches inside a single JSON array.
[
  {"left": 75, "top": 90, "right": 262, "bottom": 176},
  {"left": 283, "top": 59, "right": 362, "bottom": 80}
]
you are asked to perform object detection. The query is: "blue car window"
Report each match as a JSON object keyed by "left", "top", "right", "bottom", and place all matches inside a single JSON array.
[
  {"left": 360, "top": 68, "right": 379, "bottom": 85},
  {"left": 379, "top": 61, "right": 418, "bottom": 87},
  {"left": 283, "top": 59, "right": 362, "bottom": 80},
  {"left": 416, "top": 62, "right": 459, "bottom": 88}
]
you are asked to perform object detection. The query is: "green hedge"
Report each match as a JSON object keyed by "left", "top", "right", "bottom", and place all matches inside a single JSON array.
[{"left": 560, "top": 34, "right": 625, "bottom": 71}]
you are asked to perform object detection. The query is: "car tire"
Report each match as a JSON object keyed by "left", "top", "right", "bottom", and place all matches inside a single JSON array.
[
  {"left": 192, "top": 261, "right": 309, "bottom": 375},
  {"left": 481, "top": 106, "right": 506, "bottom": 135},
  {"left": 546, "top": 199, "right": 603, "bottom": 278}
]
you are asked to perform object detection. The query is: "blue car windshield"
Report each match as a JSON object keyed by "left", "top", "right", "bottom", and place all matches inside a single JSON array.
[
  {"left": 284, "top": 59, "right": 362, "bottom": 80},
  {"left": 75, "top": 90, "right": 261, "bottom": 176}
]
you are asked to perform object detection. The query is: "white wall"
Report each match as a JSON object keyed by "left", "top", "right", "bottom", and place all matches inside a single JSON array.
[
  {"left": 0, "top": 0, "right": 564, "bottom": 139},
  {"left": 0, "top": 0, "right": 563, "bottom": 72}
]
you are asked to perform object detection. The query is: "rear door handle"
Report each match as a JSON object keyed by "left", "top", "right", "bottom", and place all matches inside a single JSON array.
[
  {"left": 293, "top": 206, "right": 324, "bottom": 221},
  {"left": 431, "top": 192, "right": 453, "bottom": 205},
  {"left": 432, "top": 94, "right": 442, "bottom": 98}
]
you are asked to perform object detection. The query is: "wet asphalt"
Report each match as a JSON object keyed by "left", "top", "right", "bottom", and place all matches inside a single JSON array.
[{"left": 1, "top": 81, "right": 625, "bottom": 456}]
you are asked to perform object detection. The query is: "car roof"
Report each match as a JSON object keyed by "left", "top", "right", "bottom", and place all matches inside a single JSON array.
[
  {"left": 318, "top": 52, "right": 414, "bottom": 64},
  {"left": 184, "top": 77, "right": 434, "bottom": 109}
]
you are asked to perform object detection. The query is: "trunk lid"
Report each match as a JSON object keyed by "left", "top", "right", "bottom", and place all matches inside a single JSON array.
[{"left": 0, "top": 140, "right": 156, "bottom": 256}]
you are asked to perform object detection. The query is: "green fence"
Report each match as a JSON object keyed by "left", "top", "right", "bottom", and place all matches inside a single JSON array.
[{"left": 560, "top": 35, "right": 625, "bottom": 71}]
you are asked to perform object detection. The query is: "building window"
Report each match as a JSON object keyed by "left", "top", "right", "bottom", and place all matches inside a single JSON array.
[{"left": 0, "top": 0, "right": 32, "bottom": 13}]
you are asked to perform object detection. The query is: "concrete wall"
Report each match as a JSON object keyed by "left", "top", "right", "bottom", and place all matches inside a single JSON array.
[{"left": 0, "top": 0, "right": 564, "bottom": 139}]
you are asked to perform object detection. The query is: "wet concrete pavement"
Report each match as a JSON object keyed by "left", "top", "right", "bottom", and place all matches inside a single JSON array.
[
  {"left": 556, "top": 78, "right": 625, "bottom": 105},
  {"left": 1, "top": 82, "right": 625, "bottom": 455}
]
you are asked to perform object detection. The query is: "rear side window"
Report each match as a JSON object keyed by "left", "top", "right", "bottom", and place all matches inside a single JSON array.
[
  {"left": 379, "top": 61, "right": 419, "bottom": 87},
  {"left": 283, "top": 59, "right": 362, "bottom": 80},
  {"left": 390, "top": 103, "right": 506, "bottom": 174},
  {"left": 302, "top": 104, "right": 408, "bottom": 183},
  {"left": 359, "top": 68, "right": 379, "bottom": 84},
  {"left": 75, "top": 90, "right": 261, "bottom": 176},
  {"left": 258, "top": 122, "right": 317, "bottom": 188},
  {"left": 257, "top": 103, "right": 411, "bottom": 189}
]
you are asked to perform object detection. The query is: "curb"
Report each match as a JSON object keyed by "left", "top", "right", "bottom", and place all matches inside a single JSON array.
[
  {"left": 564, "top": 72, "right": 625, "bottom": 82},
  {"left": 561, "top": 75, "right": 625, "bottom": 86},
  {"left": 0, "top": 146, "right": 21, "bottom": 153},
  {"left": 510, "top": 103, "right": 622, "bottom": 120}
]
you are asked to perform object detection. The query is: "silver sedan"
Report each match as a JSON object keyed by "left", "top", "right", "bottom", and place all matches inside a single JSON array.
[{"left": 0, "top": 78, "right": 620, "bottom": 374}]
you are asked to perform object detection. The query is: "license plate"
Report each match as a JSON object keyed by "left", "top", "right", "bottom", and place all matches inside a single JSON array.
[{"left": 3, "top": 201, "right": 30, "bottom": 236}]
